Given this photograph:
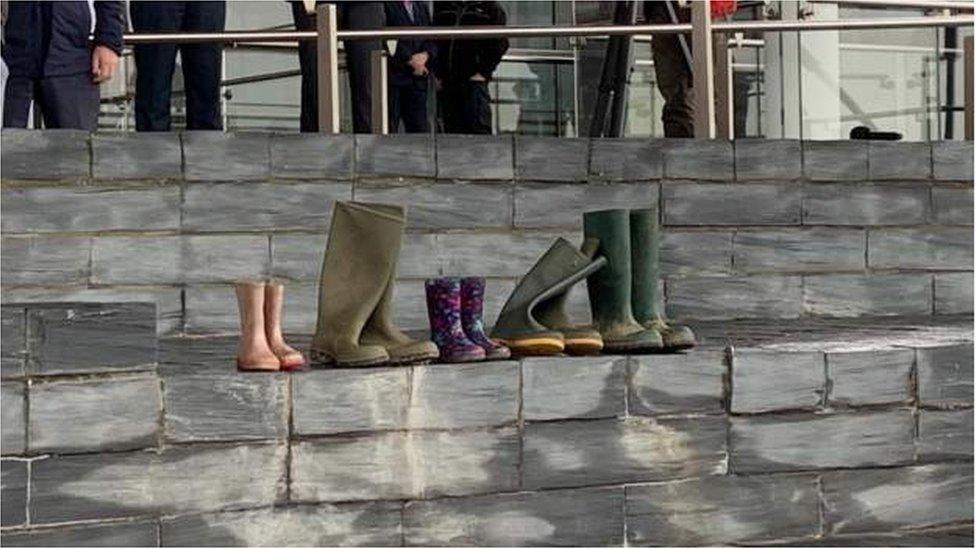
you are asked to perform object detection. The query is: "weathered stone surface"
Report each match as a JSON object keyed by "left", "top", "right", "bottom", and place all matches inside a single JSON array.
[
  {"left": 409, "top": 362, "right": 519, "bottom": 429},
  {"left": 1, "top": 382, "right": 25, "bottom": 455},
  {"left": 162, "top": 367, "right": 287, "bottom": 442},
  {"left": 869, "top": 228, "right": 973, "bottom": 270},
  {"left": 404, "top": 486, "right": 624, "bottom": 546},
  {"left": 30, "top": 443, "right": 286, "bottom": 523},
  {"left": 1, "top": 460, "right": 27, "bottom": 526},
  {"left": 29, "top": 375, "right": 160, "bottom": 453},
  {"left": 270, "top": 133, "right": 353, "bottom": 180},
  {"left": 918, "top": 410, "right": 973, "bottom": 461},
  {"left": 1, "top": 236, "right": 91, "bottom": 284},
  {"left": 435, "top": 232, "right": 565, "bottom": 279},
  {"left": 626, "top": 474, "right": 820, "bottom": 546},
  {"left": 590, "top": 138, "right": 663, "bottom": 181},
  {"left": 667, "top": 276, "right": 803, "bottom": 320},
  {"left": 183, "top": 132, "right": 270, "bottom": 182},
  {"left": 932, "top": 186, "right": 973, "bottom": 225},
  {"left": 822, "top": 464, "right": 973, "bottom": 533},
  {"left": 663, "top": 183, "right": 801, "bottom": 225},
  {"left": 917, "top": 344, "right": 973, "bottom": 406},
  {"left": 934, "top": 272, "right": 974, "bottom": 315},
  {"left": 514, "top": 183, "right": 657, "bottom": 228},
  {"left": 932, "top": 141, "right": 974, "bottom": 181},
  {"left": 660, "top": 231, "right": 732, "bottom": 275},
  {"left": 92, "top": 235, "right": 270, "bottom": 284},
  {"left": 735, "top": 139, "right": 802, "bottom": 180},
  {"left": 868, "top": 141, "right": 931, "bottom": 180},
  {"left": 291, "top": 429, "right": 519, "bottom": 502},
  {"left": 803, "top": 274, "right": 932, "bottom": 317},
  {"left": 827, "top": 348, "right": 914, "bottom": 406},
  {"left": 2, "top": 521, "right": 159, "bottom": 547},
  {"left": 270, "top": 233, "right": 327, "bottom": 281},
  {"left": 1, "top": 129, "right": 89, "bottom": 181},
  {"left": 183, "top": 182, "right": 349, "bottom": 231},
  {"left": 92, "top": 133, "right": 182, "bottom": 181},
  {"left": 2, "top": 187, "right": 180, "bottom": 234},
  {"left": 437, "top": 134, "right": 514, "bottom": 181},
  {"left": 731, "top": 349, "right": 825, "bottom": 413},
  {"left": 293, "top": 368, "right": 409, "bottom": 435},
  {"left": 779, "top": 527, "right": 975, "bottom": 547},
  {"left": 663, "top": 139, "right": 733, "bottom": 180},
  {"left": 804, "top": 141, "right": 868, "bottom": 181},
  {"left": 628, "top": 352, "right": 725, "bottom": 415},
  {"left": 522, "top": 357, "right": 626, "bottom": 420},
  {"left": 356, "top": 134, "right": 434, "bottom": 180},
  {"left": 26, "top": 303, "right": 156, "bottom": 375},
  {"left": 730, "top": 410, "right": 915, "bottom": 473},
  {"left": 733, "top": 229, "right": 865, "bottom": 273},
  {"left": 522, "top": 417, "right": 727, "bottom": 489},
  {"left": 802, "top": 183, "right": 930, "bottom": 226},
  {"left": 356, "top": 184, "right": 511, "bottom": 230},
  {"left": 1, "top": 307, "right": 25, "bottom": 378},
  {"left": 161, "top": 503, "right": 402, "bottom": 547},
  {"left": 184, "top": 282, "right": 317, "bottom": 335},
  {"left": 516, "top": 136, "right": 588, "bottom": 182}
]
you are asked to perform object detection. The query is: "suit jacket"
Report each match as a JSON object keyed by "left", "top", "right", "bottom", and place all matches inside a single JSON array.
[{"left": 383, "top": 1, "right": 436, "bottom": 87}]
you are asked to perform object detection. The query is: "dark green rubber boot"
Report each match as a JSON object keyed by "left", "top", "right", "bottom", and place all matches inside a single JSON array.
[
  {"left": 630, "top": 207, "right": 697, "bottom": 351},
  {"left": 583, "top": 209, "right": 663, "bottom": 353},
  {"left": 533, "top": 238, "right": 605, "bottom": 355},
  {"left": 491, "top": 237, "right": 606, "bottom": 356}
]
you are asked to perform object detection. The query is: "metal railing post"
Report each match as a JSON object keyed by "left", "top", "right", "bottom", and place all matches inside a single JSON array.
[
  {"left": 965, "top": 35, "right": 973, "bottom": 140},
  {"left": 714, "top": 31, "right": 733, "bottom": 139},
  {"left": 370, "top": 49, "right": 389, "bottom": 134},
  {"left": 315, "top": 3, "right": 340, "bottom": 134},
  {"left": 691, "top": 0, "right": 716, "bottom": 139}
]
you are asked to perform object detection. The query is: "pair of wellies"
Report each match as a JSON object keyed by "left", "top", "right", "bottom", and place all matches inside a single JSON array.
[
  {"left": 235, "top": 280, "right": 307, "bottom": 371},
  {"left": 425, "top": 277, "right": 511, "bottom": 363},
  {"left": 491, "top": 207, "right": 695, "bottom": 356}
]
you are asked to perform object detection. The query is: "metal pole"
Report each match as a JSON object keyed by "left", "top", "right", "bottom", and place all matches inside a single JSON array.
[
  {"left": 714, "top": 31, "right": 733, "bottom": 139},
  {"left": 316, "top": 4, "right": 340, "bottom": 134},
  {"left": 691, "top": 0, "right": 715, "bottom": 139},
  {"left": 370, "top": 49, "right": 389, "bottom": 135},
  {"left": 965, "top": 36, "right": 973, "bottom": 140},
  {"left": 806, "top": 0, "right": 973, "bottom": 11}
]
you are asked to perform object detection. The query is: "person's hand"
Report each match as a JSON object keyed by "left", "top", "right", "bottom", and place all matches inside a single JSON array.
[
  {"left": 469, "top": 73, "right": 486, "bottom": 82},
  {"left": 408, "top": 52, "right": 429, "bottom": 76},
  {"left": 91, "top": 45, "right": 119, "bottom": 84}
]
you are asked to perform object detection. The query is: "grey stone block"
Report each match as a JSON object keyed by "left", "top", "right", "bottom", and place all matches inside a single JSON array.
[
  {"left": 1, "top": 129, "right": 89, "bottom": 181},
  {"left": 161, "top": 368, "right": 287, "bottom": 442},
  {"left": 733, "top": 229, "right": 865, "bottom": 274},
  {"left": 804, "top": 141, "right": 868, "bottom": 181},
  {"left": 1, "top": 236, "right": 91, "bottom": 285},
  {"left": 822, "top": 464, "right": 973, "bottom": 533},
  {"left": 663, "top": 139, "right": 734, "bottom": 180},
  {"left": 436, "top": 134, "right": 514, "bottom": 181},
  {"left": 802, "top": 183, "right": 930, "bottom": 226},
  {"left": 803, "top": 274, "right": 933, "bottom": 317},
  {"left": 408, "top": 361, "right": 518, "bottom": 429},
  {"left": 1, "top": 382, "right": 25, "bottom": 455},
  {"left": 270, "top": 133, "right": 353, "bottom": 180},
  {"left": 2, "top": 521, "right": 158, "bottom": 547},
  {"left": 2, "top": 187, "right": 180, "bottom": 233},
  {"left": 667, "top": 276, "right": 803, "bottom": 320},
  {"left": 27, "top": 303, "right": 156, "bottom": 375},
  {"left": 869, "top": 228, "right": 973, "bottom": 270},
  {"left": 92, "top": 133, "right": 182, "bottom": 181},
  {"left": 918, "top": 409, "right": 973, "bottom": 461},
  {"left": 868, "top": 141, "right": 932, "bottom": 180},
  {"left": 522, "top": 417, "right": 727, "bottom": 490},
  {"left": 788, "top": 527, "right": 975, "bottom": 547},
  {"left": 731, "top": 410, "right": 915, "bottom": 473},
  {"left": 626, "top": 474, "right": 820, "bottom": 546},
  {"left": 629, "top": 351, "right": 725, "bottom": 415},
  {"left": 293, "top": 368, "right": 409, "bottom": 435},
  {"left": 356, "top": 134, "right": 434, "bottom": 180},
  {"left": 932, "top": 186, "right": 973, "bottom": 225},
  {"left": 183, "top": 132, "right": 270, "bottom": 182},
  {"left": 934, "top": 272, "right": 974, "bottom": 315},
  {"left": 589, "top": 138, "right": 663, "bottom": 181},
  {"left": 735, "top": 139, "right": 802, "bottom": 181},
  {"left": 31, "top": 443, "right": 286, "bottom": 523},
  {"left": 917, "top": 344, "right": 973, "bottom": 407},
  {"left": 932, "top": 141, "right": 973, "bottom": 181},
  {"left": 1, "top": 460, "right": 27, "bottom": 526},
  {"left": 827, "top": 348, "right": 914, "bottom": 406},
  {"left": 1, "top": 307, "right": 25, "bottom": 378},
  {"left": 522, "top": 357, "right": 626, "bottom": 420},
  {"left": 663, "top": 183, "right": 801, "bottom": 226},
  {"left": 356, "top": 184, "right": 512, "bottom": 230},
  {"left": 183, "top": 182, "right": 349, "bottom": 231},
  {"left": 435, "top": 232, "right": 566, "bottom": 278},
  {"left": 29, "top": 374, "right": 160, "bottom": 453},
  {"left": 291, "top": 429, "right": 519, "bottom": 502},
  {"left": 516, "top": 136, "right": 588, "bottom": 182},
  {"left": 514, "top": 183, "right": 657, "bottom": 229},
  {"left": 270, "top": 233, "right": 327, "bottom": 281},
  {"left": 92, "top": 235, "right": 270, "bottom": 284},
  {"left": 660, "top": 231, "right": 733, "bottom": 276},
  {"left": 161, "top": 503, "right": 402, "bottom": 547},
  {"left": 731, "top": 349, "right": 825, "bottom": 413},
  {"left": 404, "top": 486, "right": 624, "bottom": 546}
]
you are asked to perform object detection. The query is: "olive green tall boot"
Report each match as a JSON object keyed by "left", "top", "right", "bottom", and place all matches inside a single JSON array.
[
  {"left": 361, "top": 275, "right": 440, "bottom": 365},
  {"left": 630, "top": 207, "right": 697, "bottom": 351},
  {"left": 583, "top": 209, "right": 663, "bottom": 353},
  {"left": 533, "top": 238, "right": 605, "bottom": 355}
]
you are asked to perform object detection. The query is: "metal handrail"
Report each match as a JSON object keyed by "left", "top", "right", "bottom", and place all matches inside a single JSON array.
[{"left": 807, "top": 0, "right": 974, "bottom": 11}]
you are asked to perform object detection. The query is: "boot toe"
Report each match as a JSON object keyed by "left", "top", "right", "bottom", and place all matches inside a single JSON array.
[
  {"left": 602, "top": 327, "right": 664, "bottom": 353},
  {"left": 387, "top": 340, "right": 440, "bottom": 366},
  {"left": 663, "top": 325, "right": 697, "bottom": 351}
]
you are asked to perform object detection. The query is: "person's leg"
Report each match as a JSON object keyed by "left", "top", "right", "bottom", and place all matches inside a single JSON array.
[
  {"left": 3, "top": 75, "right": 34, "bottom": 128},
  {"left": 37, "top": 74, "right": 100, "bottom": 131},
  {"left": 648, "top": 4, "right": 695, "bottom": 138},
  {"left": 388, "top": 84, "right": 403, "bottom": 133},
  {"left": 341, "top": 2, "right": 384, "bottom": 133},
  {"left": 461, "top": 81, "right": 493, "bottom": 135},
  {"left": 291, "top": 1, "right": 318, "bottom": 132},
  {"left": 439, "top": 82, "right": 461, "bottom": 134},
  {"left": 401, "top": 84, "right": 428, "bottom": 133},
  {"left": 130, "top": 1, "right": 182, "bottom": 131},
  {"left": 180, "top": 1, "right": 225, "bottom": 130}
]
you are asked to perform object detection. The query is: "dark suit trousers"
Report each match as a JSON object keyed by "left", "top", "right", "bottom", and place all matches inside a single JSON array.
[{"left": 3, "top": 73, "right": 100, "bottom": 130}]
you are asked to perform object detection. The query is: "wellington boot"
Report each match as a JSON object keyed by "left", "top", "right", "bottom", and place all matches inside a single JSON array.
[
  {"left": 234, "top": 281, "right": 280, "bottom": 372},
  {"left": 361, "top": 275, "right": 440, "bottom": 365},
  {"left": 533, "top": 238, "right": 604, "bottom": 356},
  {"left": 583, "top": 209, "right": 664, "bottom": 353},
  {"left": 491, "top": 238, "right": 606, "bottom": 356},
  {"left": 630, "top": 208, "right": 697, "bottom": 351}
]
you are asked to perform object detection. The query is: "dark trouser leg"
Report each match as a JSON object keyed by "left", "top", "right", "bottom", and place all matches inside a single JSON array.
[
  {"left": 37, "top": 74, "right": 100, "bottom": 131},
  {"left": 130, "top": 1, "right": 183, "bottom": 131},
  {"left": 439, "top": 83, "right": 461, "bottom": 133},
  {"left": 388, "top": 84, "right": 402, "bottom": 133},
  {"left": 399, "top": 83, "right": 428, "bottom": 133},
  {"left": 180, "top": 1, "right": 225, "bottom": 130},
  {"left": 3, "top": 75, "right": 34, "bottom": 128},
  {"left": 461, "top": 81, "right": 492, "bottom": 134},
  {"left": 292, "top": 2, "right": 318, "bottom": 132},
  {"left": 341, "top": 2, "right": 384, "bottom": 133},
  {"left": 648, "top": 7, "right": 694, "bottom": 138}
]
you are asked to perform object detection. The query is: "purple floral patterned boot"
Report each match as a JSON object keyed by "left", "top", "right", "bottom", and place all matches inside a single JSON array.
[
  {"left": 460, "top": 277, "right": 512, "bottom": 361},
  {"left": 425, "top": 278, "right": 486, "bottom": 363}
]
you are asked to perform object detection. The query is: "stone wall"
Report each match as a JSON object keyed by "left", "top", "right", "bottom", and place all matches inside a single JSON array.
[{"left": 1, "top": 131, "right": 972, "bottom": 336}]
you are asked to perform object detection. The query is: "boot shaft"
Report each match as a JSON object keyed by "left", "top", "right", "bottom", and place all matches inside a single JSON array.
[
  {"left": 583, "top": 209, "right": 637, "bottom": 326},
  {"left": 629, "top": 207, "right": 662, "bottom": 323},
  {"left": 425, "top": 277, "right": 468, "bottom": 343}
]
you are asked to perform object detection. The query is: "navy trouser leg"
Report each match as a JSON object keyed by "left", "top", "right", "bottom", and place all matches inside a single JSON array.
[
  {"left": 130, "top": 1, "right": 183, "bottom": 131},
  {"left": 291, "top": 1, "right": 318, "bottom": 133},
  {"left": 180, "top": 1, "right": 225, "bottom": 130},
  {"left": 37, "top": 74, "right": 100, "bottom": 130},
  {"left": 3, "top": 75, "right": 34, "bottom": 128},
  {"left": 397, "top": 84, "right": 428, "bottom": 134}
]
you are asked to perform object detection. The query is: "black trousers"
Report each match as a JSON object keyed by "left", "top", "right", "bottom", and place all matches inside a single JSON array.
[
  {"left": 389, "top": 81, "right": 428, "bottom": 133},
  {"left": 130, "top": 1, "right": 225, "bottom": 131},
  {"left": 645, "top": 1, "right": 694, "bottom": 138},
  {"left": 3, "top": 73, "right": 100, "bottom": 130},
  {"left": 439, "top": 80, "right": 492, "bottom": 135}
]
